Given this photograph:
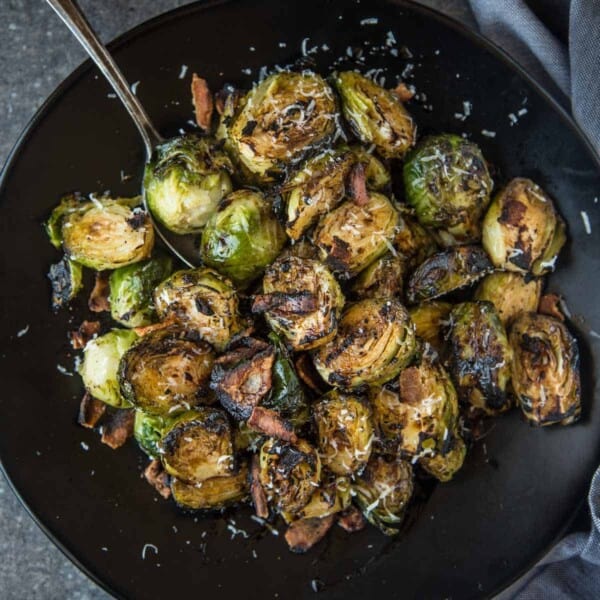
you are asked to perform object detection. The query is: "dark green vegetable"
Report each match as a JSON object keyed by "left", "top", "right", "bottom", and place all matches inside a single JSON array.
[
  {"left": 134, "top": 411, "right": 172, "bottom": 458},
  {"left": 47, "top": 256, "right": 83, "bottom": 311}
]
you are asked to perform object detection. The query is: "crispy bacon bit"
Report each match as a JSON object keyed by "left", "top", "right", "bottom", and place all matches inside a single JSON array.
[
  {"left": 88, "top": 272, "right": 110, "bottom": 313},
  {"left": 295, "top": 354, "right": 327, "bottom": 394},
  {"left": 252, "top": 292, "right": 318, "bottom": 315},
  {"left": 392, "top": 81, "right": 414, "bottom": 102},
  {"left": 191, "top": 73, "right": 214, "bottom": 131},
  {"left": 70, "top": 320, "right": 101, "bottom": 349},
  {"left": 348, "top": 163, "right": 369, "bottom": 207},
  {"left": 133, "top": 315, "right": 177, "bottom": 337},
  {"left": 100, "top": 409, "right": 135, "bottom": 449},
  {"left": 250, "top": 455, "right": 269, "bottom": 518},
  {"left": 247, "top": 406, "right": 297, "bottom": 443},
  {"left": 337, "top": 506, "right": 366, "bottom": 533},
  {"left": 399, "top": 366, "right": 423, "bottom": 405},
  {"left": 77, "top": 391, "right": 106, "bottom": 429},
  {"left": 144, "top": 459, "right": 171, "bottom": 499},
  {"left": 538, "top": 293, "right": 565, "bottom": 321},
  {"left": 284, "top": 515, "right": 335, "bottom": 553}
]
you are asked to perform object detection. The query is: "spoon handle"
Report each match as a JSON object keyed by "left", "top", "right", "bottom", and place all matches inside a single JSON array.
[{"left": 46, "top": 0, "right": 163, "bottom": 156}]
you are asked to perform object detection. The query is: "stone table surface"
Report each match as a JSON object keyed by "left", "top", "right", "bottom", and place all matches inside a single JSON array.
[{"left": 0, "top": 1, "right": 585, "bottom": 599}]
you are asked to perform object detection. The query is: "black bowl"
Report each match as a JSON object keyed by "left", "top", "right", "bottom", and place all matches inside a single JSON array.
[{"left": 1, "top": 1, "right": 599, "bottom": 598}]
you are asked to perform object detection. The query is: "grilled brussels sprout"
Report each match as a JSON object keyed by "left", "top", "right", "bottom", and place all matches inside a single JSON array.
[
  {"left": 290, "top": 474, "right": 351, "bottom": 521},
  {"left": 224, "top": 72, "right": 338, "bottom": 184},
  {"left": 510, "top": 313, "right": 581, "bottom": 426},
  {"left": 161, "top": 408, "right": 234, "bottom": 483},
  {"left": 350, "top": 252, "right": 404, "bottom": 300},
  {"left": 313, "top": 391, "right": 374, "bottom": 476},
  {"left": 46, "top": 193, "right": 84, "bottom": 249},
  {"left": 259, "top": 438, "right": 321, "bottom": 515},
  {"left": 394, "top": 209, "right": 438, "bottom": 268},
  {"left": 408, "top": 301, "right": 452, "bottom": 354},
  {"left": 134, "top": 411, "right": 171, "bottom": 458},
  {"left": 333, "top": 71, "right": 415, "bottom": 159},
  {"left": 353, "top": 455, "right": 414, "bottom": 535},
  {"left": 313, "top": 193, "right": 399, "bottom": 278},
  {"left": 482, "top": 178, "right": 567, "bottom": 275},
  {"left": 61, "top": 196, "right": 154, "bottom": 270},
  {"left": 403, "top": 134, "right": 493, "bottom": 245},
  {"left": 48, "top": 256, "right": 83, "bottom": 311},
  {"left": 282, "top": 149, "right": 356, "bottom": 240},
  {"left": 475, "top": 271, "right": 542, "bottom": 326},
  {"left": 349, "top": 145, "right": 391, "bottom": 190},
  {"left": 254, "top": 256, "right": 345, "bottom": 351},
  {"left": 154, "top": 268, "right": 242, "bottom": 351},
  {"left": 419, "top": 433, "right": 466, "bottom": 482},
  {"left": 447, "top": 301, "right": 513, "bottom": 414},
  {"left": 109, "top": 256, "right": 173, "bottom": 328},
  {"left": 79, "top": 329, "right": 138, "bottom": 408},
  {"left": 313, "top": 298, "right": 416, "bottom": 388},
  {"left": 406, "top": 245, "right": 493, "bottom": 304},
  {"left": 144, "top": 135, "right": 233, "bottom": 234},
  {"left": 119, "top": 325, "right": 215, "bottom": 416}
]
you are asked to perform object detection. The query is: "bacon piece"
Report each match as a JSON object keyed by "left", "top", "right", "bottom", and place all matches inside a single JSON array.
[
  {"left": 100, "top": 409, "right": 135, "bottom": 449},
  {"left": 88, "top": 272, "right": 110, "bottom": 313},
  {"left": 284, "top": 515, "right": 335, "bottom": 553},
  {"left": 392, "top": 81, "right": 414, "bottom": 102},
  {"left": 337, "top": 506, "right": 366, "bottom": 533},
  {"left": 144, "top": 459, "right": 171, "bottom": 499},
  {"left": 191, "top": 73, "right": 214, "bottom": 131},
  {"left": 247, "top": 406, "right": 297, "bottom": 443},
  {"left": 252, "top": 292, "right": 317, "bottom": 315},
  {"left": 250, "top": 455, "right": 269, "bottom": 519},
  {"left": 70, "top": 320, "right": 101, "bottom": 349},
  {"left": 399, "top": 366, "right": 424, "bottom": 405},
  {"left": 133, "top": 315, "right": 177, "bottom": 337},
  {"left": 538, "top": 293, "right": 565, "bottom": 321},
  {"left": 77, "top": 391, "right": 106, "bottom": 429},
  {"left": 348, "top": 163, "right": 369, "bottom": 207}
]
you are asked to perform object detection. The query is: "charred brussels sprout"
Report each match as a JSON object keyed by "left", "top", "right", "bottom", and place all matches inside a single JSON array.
[
  {"left": 349, "top": 145, "right": 391, "bottom": 190},
  {"left": 154, "top": 268, "right": 242, "bottom": 351},
  {"left": 404, "top": 134, "right": 493, "bottom": 245},
  {"left": 333, "top": 71, "right": 415, "bottom": 159},
  {"left": 79, "top": 329, "right": 138, "bottom": 408},
  {"left": 313, "top": 298, "right": 416, "bottom": 388},
  {"left": 394, "top": 209, "right": 438, "bottom": 269},
  {"left": 351, "top": 252, "right": 404, "bottom": 300},
  {"left": 510, "top": 313, "right": 580, "bottom": 426},
  {"left": 119, "top": 325, "right": 215, "bottom": 416},
  {"left": 109, "top": 256, "right": 173, "bottom": 328},
  {"left": 144, "top": 135, "right": 233, "bottom": 234},
  {"left": 259, "top": 438, "right": 321, "bottom": 515},
  {"left": 353, "top": 456, "right": 414, "bottom": 535},
  {"left": 313, "top": 193, "right": 399, "bottom": 278},
  {"left": 200, "top": 189, "right": 286, "bottom": 287},
  {"left": 254, "top": 256, "right": 345, "bottom": 351},
  {"left": 482, "top": 178, "right": 566, "bottom": 275},
  {"left": 475, "top": 271, "right": 542, "bottom": 326},
  {"left": 406, "top": 245, "right": 492, "bottom": 304},
  {"left": 408, "top": 301, "right": 453, "bottom": 354},
  {"left": 448, "top": 301, "right": 513, "bottom": 414},
  {"left": 419, "top": 433, "right": 466, "bottom": 482},
  {"left": 134, "top": 411, "right": 172, "bottom": 458},
  {"left": 47, "top": 257, "right": 83, "bottom": 311},
  {"left": 45, "top": 193, "right": 84, "bottom": 249},
  {"left": 313, "top": 391, "right": 374, "bottom": 476},
  {"left": 225, "top": 72, "right": 338, "bottom": 184},
  {"left": 291, "top": 474, "right": 351, "bottom": 521}
]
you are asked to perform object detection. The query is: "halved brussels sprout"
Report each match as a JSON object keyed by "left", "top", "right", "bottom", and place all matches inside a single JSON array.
[
  {"left": 254, "top": 256, "right": 345, "bottom": 351},
  {"left": 447, "top": 301, "right": 513, "bottom": 414},
  {"left": 134, "top": 411, "right": 173, "bottom": 458},
  {"left": 510, "top": 313, "right": 581, "bottom": 426},
  {"left": 333, "top": 71, "right": 415, "bottom": 159},
  {"left": 475, "top": 271, "right": 542, "bottom": 326},
  {"left": 313, "top": 298, "right": 416, "bottom": 388},
  {"left": 403, "top": 134, "right": 493, "bottom": 245},
  {"left": 482, "top": 178, "right": 566, "bottom": 275},
  {"left": 109, "top": 255, "right": 173, "bottom": 328},
  {"left": 408, "top": 301, "right": 453, "bottom": 354},
  {"left": 350, "top": 252, "right": 404, "bottom": 300},
  {"left": 406, "top": 245, "right": 493, "bottom": 304},
  {"left": 119, "top": 325, "right": 215, "bottom": 416},
  {"left": 419, "top": 432, "right": 466, "bottom": 482},
  {"left": 225, "top": 72, "right": 338, "bottom": 184},
  {"left": 79, "top": 329, "right": 138, "bottom": 408},
  {"left": 48, "top": 256, "right": 83, "bottom": 311},
  {"left": 287, "top": 474, "right": 351, "bottom": 522},
  {"left": 144, "top": 135, "right": 233, "bottom": 234},
  {"left": 353, "top": 455, "right": 414, "bottom": 535},
  {"left": 61, "top": 196, "right": 154, "bottom": 270},
  {"left": 154, "top": 268, "right": 242, "bottom": 351},
  {"left": 312, "top": 192, "right": 399, "bottom": 278},
  {"left": 313, "top": 391, "right": 374, "bottom": 476},
  {"left": 349, "top": 145, "right": 391, "bottom": 190},
  {"left": 394, "top": 208, "right": 438, "bottom": 268},
  {"left": 161, "top": 408, "right": 234, "bottom": 483},
  {"left": 259, "top": 437, "right": 321, "bottom": 516},
  {"left": 45, "top": 193, "right": 84, "bottom": 249},
  {"left": 282, "top": 149, "right": 356, "bottom": 241},
  {"left": 200, "top": 189, "right": 286, "bottom": 287}
]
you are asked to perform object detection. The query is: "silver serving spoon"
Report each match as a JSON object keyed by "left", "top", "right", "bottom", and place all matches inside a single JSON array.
[{"left": 47, "top": 0, "right": 197, "bottom": 268}]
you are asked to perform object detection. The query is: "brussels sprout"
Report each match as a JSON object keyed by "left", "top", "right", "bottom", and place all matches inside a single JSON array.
[
  {"left": 200, "top": 189, "right": 286, "bottom": 287},
  {"left": 394, "top": 208, "right": 438, "bottom": 268},
  {"left": 403, "top": 134, "right": 493, "bottom": 245},
  {"left": 406, "top": 245, "right": 493, "bottom": 304},
  {"left": 408, "top": 301, "right": 453, "bottom": 354},
  {"left": 282, "top": 149, "right": 356, "bottom": 241},
  {"left": 259, "top": 437, "right": 321, "bottom": 515},
  {"left": 419, "top": 432, "right": 466, "bottom": 482},
  {"left": 45, "top": 193, "right": 84, "bottom": 249},
  {"left": 144, "top": 135, "right": 233, "bottom": 234},
  {"left": 253, "top": 256, "right": 345, "bottom": 351},
  {"left": 482, "top": 178, "right": 567, "bottom": 275},
  {"left": 134, "top": 411, "right": 172, "bottom": 458},
  {"left": 447, "top": 301, "right": 513, "bottom": 414},
  {"left": 224, "top": 72, "right": 338, "bottom": 184},
  {"left": 119, "top": 325, "right": 215, "bottom": 416},
  {"left": 79, "top": 329, "right": 138, "bottom": 408},
  {"left": 61, "top": 196, "right": 154, "bottom": 270},
  {"left": 154, "top": 268, "right": 242, "bottom": 351},
  {"left": 313, "top": 391, "right": 374, "bottom": 476},
  {"left": 349, "top": 145, "right": 391, "bottom": 190},
  {"left": 475, "top": 271, "right": 542, "bottom": 326},
  {"left": 312, "top": 193, "right": 399, "bottom": 278},
  {"left": 510, "top": 313, "right": 581, "bottom": 426},
  {"left": 353, "top": 455, "right": 414, "bottom": 535},
  {"left": 333, "top": 71, "right": 415, "bottom": 159},
  {"left": 350, "top": 252, "right": 404, "bottom": 300},
  {"left": 109, "top": 256, "right": 173, "bottom": 328},
  {"left": 288, "top": 474, "right": 351, "bottom": 522},
  {"left": 47, "top": 256, "right": 83, "bottom": 311},
  {"left": 313, "top": 298, "right": 416, "bottom": 388}
]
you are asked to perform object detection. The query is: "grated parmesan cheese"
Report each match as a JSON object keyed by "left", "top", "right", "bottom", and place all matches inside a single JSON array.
[{"left": 581, "top": 210, "right": 592, "bottom": 234}]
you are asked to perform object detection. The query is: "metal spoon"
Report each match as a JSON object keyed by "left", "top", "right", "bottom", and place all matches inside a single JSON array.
[{"left": 46, "top": 0, "right": 197, "bottom": 268}]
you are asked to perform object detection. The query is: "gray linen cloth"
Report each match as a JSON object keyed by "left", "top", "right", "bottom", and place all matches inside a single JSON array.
[{"left": 468, "top": 1, "right": 600, "bottom": 597}]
